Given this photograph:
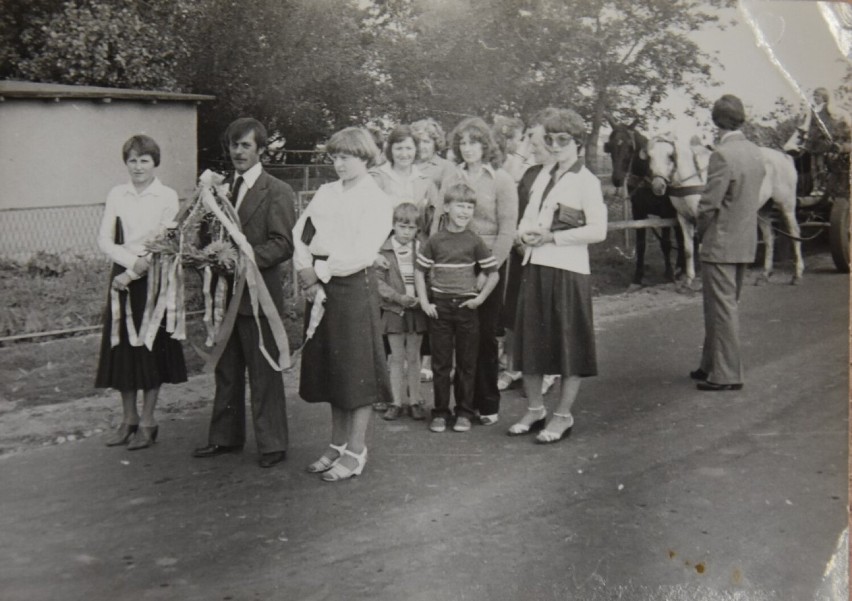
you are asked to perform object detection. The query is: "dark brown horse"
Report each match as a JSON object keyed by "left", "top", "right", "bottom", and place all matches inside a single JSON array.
[{"left": 604, "top": 119, "right": 684, "bottom": 287}]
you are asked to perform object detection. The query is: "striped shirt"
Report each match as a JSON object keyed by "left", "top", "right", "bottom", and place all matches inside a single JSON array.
[
  {"left": 416, "top": 229, "right": 497, "bottom": 298},
  {"left": 392, "top": 237, "right": 416, "bottom": 296}
]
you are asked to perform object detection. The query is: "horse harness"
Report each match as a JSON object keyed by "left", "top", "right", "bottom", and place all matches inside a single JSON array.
[{"left": 649, "top": 137, "right": 707, "bottom": 197}]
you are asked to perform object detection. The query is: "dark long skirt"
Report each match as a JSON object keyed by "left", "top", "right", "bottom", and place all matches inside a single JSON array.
[
  {"left": 299, "top": 269, "right": 392, "bottom": 410},
  {"left": 499, "top": 250, "right": 523, "bottom": 331},
  {"left": 94, "top": 264, "right": 187, "bottom": 391},
  {"left": 513, "top": 263, "right": 597, "bottom": 377}
]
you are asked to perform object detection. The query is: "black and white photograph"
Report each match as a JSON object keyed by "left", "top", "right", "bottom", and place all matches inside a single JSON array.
[{"left": 0, "top": 1, "right": 849, "bottom": 599}]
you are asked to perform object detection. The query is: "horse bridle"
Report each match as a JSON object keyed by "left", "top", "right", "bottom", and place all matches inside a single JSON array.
[{"left": 649, "top": 138, "right": 706, "bottom": 194}]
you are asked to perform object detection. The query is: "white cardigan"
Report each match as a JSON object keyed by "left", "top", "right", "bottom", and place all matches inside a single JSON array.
[{"left": 518, "top": 164, "right": 607, "bottom": 275}]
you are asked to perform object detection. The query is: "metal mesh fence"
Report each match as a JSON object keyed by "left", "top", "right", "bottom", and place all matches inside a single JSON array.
[
  {"left": 0, "top": 164, "right": 335, "bottom": 263},
  {"left": 0, "top": 204, "right": 105, "bottom": 261}
]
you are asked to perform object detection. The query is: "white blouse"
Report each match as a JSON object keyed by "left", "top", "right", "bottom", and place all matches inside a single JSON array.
[
  {"left": 97, "top": 178, "right": 179, "bottom": 274},
  {"left": 293, "top": 174, "right": 393, "bottom": 282},
  {"left": 518, "top": 163, "right": 607, "bottom": 275}
]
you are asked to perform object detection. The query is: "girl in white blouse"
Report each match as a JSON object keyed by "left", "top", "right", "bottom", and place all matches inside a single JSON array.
[
  {"left": 293, "top": 127, "right": 394, "bottom": 482},
  {"left": 95, "top": 135, "right": 186, "bottom": 450}
]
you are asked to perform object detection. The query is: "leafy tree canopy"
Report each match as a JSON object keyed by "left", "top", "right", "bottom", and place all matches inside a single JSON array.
[{"left": 5, "top": 0, "right": 742, "bottom": 167}]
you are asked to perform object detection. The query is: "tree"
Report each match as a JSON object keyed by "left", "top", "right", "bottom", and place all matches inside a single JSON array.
[
  {"left": 174, "top": 0, "right": 380, "bottom": 160},
  {"left": 9, "top": 0, "right": 190, "bottom": 90},
  {"left": 367, "top": 0, "right": 733, "bottom": 169}
]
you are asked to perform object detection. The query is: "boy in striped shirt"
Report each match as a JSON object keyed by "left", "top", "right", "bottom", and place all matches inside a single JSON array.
[{"left": 415, "top": 183, "right": 500, "bottom": 433}]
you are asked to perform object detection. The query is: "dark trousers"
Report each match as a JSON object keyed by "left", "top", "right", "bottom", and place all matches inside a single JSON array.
[
  {"left": 430, "top": 298, "right": 479, "bottom": 419},
  {"left": 469, "top": 287, "right": 502, "bottom": 415},
  {"left": 208, "top": 315, "right": 288, "bottom": 454},
  {"left": 700, "top": 262, "right": 745, "bottom": 385}
]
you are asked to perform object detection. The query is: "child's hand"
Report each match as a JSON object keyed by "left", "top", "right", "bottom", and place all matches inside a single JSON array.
[
  {"left": 475, "top": 272, "right": 487, "bottom": 291},
  {"left": 402, "top": 295, "right": 419, "bottom": 308},
  {"left": 460, "top": 296, "right": 483, "bottom": 310},
  {"left": 421, "top": 301, "right": 438, "bottom": 319}
]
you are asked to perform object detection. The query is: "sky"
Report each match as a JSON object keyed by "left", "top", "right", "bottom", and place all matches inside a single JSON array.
[{"left": 656, "top": 0, "right": 850, "bottom": 140}]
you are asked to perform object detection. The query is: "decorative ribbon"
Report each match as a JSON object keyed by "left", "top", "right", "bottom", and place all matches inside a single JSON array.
[
  {"left": 110, "top": 174, "right": 290, "bottom": 373},
  {"left": 197, "top": 186, "right": 291, "bottom": 372}
]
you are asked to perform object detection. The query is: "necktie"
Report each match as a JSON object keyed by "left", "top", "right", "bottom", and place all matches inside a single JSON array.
[
  {"left": 541, "top": 164, "right": 560, "bottom": 201},
  {"left": 230, "top": 176, "right": 244, "bottom": 207}
]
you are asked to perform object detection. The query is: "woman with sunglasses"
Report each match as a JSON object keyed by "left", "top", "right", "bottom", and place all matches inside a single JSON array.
[{"left": 508, "top": 108, "right": 607, "bottom": 443}]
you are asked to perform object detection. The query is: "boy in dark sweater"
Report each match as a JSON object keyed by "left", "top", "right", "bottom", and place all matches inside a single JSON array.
[{"left": 415, "top": 183, "right": 500, "bottom": 433}]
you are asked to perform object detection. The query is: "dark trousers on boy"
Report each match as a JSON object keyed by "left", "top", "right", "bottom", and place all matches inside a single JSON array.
[{"left": 430, "top": 298, "right": 479, "bottom": 420}]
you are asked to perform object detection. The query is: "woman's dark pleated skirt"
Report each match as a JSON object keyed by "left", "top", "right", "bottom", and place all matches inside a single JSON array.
[
  {"left": 299, "top": 269, "right": 392, "bottom": 410},
  {"left": 513, "top": 263, "right": 597, "bottom": 378},
  {"left": 94, "top": 264, "right": 187, "bottom": 391}
]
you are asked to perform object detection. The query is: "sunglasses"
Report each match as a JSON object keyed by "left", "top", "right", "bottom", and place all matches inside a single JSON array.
[{"left": 544, "top": 133, "right": 575, "bottom": 148}]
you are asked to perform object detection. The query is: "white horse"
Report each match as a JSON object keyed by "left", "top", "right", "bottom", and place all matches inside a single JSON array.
[{"left": 645, "top": 136, "right": 804, "bottom": 287}]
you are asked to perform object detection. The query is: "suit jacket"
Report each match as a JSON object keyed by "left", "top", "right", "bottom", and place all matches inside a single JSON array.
[
  {"left": 697, "top": 131, "right": 766, "bottom": 264},
  {"left": 231, "top": 169, "right": 297, "bottom": 315}
]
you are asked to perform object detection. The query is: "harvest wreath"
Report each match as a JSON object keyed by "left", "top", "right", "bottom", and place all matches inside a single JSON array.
[{"left": 112, "top": 169, "right": 290, "bottom": 371}]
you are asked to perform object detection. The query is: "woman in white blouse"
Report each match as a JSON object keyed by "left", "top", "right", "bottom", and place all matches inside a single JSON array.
[
  {"left": 293, "top": 127, "right": 394, "bottom": 481},
  {"left": 509, "top": 108, "right": 607, "bottom": 443},
  {"left": 95, "top": 135, "right": 187, "bottom": 450}
]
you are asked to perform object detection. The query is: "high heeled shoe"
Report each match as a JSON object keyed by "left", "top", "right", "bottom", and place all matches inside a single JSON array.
[
  {"left": 507, "top": 406, "right": 547, "bottom": 436},
  {"left": 535, "top": 413, "right": 573, "bottom": 444},
  {"left": 105, "top": 423, "right": 138, "bottom": 446},
  {"left": 321, "top": 447, "right": 367, "bottom": 482},
  {"left": 127, "top": 425, "right": 158, "bottom": 450},
  {"left": 306, "top": 443, "right": 347, "bottom": 473}
]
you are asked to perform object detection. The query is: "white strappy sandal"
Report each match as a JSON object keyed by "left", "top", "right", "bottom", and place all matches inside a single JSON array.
[
  {"left": 322, "top": 447, "right": 367, "bottom": 482},
  {"left": 535, "top": 412, "right": 574, "bottom": 444},
  {"left": 306, "top": 443, "right": 347, "bottom": 473},
  {"left": 506, "top": 406, "right": 548, "bottom": 436}
]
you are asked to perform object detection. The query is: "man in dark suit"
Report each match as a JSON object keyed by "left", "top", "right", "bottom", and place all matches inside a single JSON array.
[
  {"left": 692, "top": 95, "right": 766, "bottom": 392},
  {"left": 193, "top": 117, "right": 296, "bottom": 466}
]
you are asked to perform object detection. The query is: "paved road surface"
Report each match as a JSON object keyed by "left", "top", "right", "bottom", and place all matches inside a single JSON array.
[{"left": 1, "top": 263, "right": 848, "bottom": 601}]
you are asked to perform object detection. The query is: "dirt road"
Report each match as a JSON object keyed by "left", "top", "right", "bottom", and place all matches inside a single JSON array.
[{"left": 0, "top": 259, "right": 847, "bottom": 600}]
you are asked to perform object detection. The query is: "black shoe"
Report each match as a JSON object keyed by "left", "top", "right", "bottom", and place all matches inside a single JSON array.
[
  {"left": 696, "top": 381, "right": 743, "bottom": 391},
  {"left": 105, "top": 423, "right": 138, "bottom": 447},
  {"left": 127, "top": 425, "right": 158, "bottom": 451},
  {"left": 192, "top": 444, "right": 243, "bottom": 458},
  {"left": 259, "top": 451, "right": 286, "bottom": 468},
  {"left": 689, "top": 368, "right": 708, "bottom": 381}
]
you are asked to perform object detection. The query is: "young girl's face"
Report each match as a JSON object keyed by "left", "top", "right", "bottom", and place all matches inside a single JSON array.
[
  {"left": 393, "top": 220, "right": 418, "bottom": 244},
  {"left": 125, "top": 150, "right": 156, "bottom": 188},
  {"left": 332, "top": 152, "right": 368, "bottom": 183},
  {"left": 416, "top": 135, "right": 435, "bottom": 161},
  {"left": 459, "top": 132, "right": 484, "bottom": 166},
  {"left": 391, "top": 137, "right": 417, "bottom": 169}
]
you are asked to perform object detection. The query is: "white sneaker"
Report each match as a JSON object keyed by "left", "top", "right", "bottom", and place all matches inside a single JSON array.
[
  {"left": 479, "top": 413, "right": 499, "bottom": 426},
  {"left": 453, "top": 416, "right": 472, "bottom": 432}
]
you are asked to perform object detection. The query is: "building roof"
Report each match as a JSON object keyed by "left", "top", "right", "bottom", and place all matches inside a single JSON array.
[{"left": 0, "top": 80, "right": 215, "bottom": 103}]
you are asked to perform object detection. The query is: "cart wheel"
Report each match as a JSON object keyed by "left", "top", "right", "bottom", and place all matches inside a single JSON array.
[{"left": 829, "top": 196, "right": 850, "bottom": 273}]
